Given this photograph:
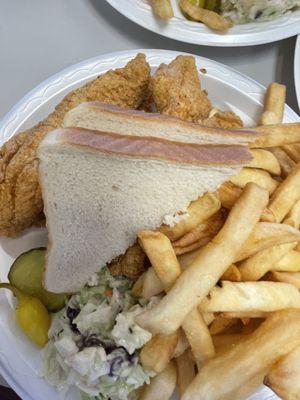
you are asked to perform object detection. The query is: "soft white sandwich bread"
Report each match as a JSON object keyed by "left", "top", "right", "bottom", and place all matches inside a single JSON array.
[
  {"left": 63, "top": 102, "right": 262, "bottom": 146},
  {"left": 38, "top": 127, "right": 252, "bottom": 293}
]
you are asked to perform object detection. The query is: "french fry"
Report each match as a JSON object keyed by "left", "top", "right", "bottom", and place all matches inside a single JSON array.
[
  {"left": 172, "top": 329, "right": 189, "bottom": 358},
  {"left": 271, "top": 250, "right": 300, "bottom": 272},
  {"left": 239, "top": 242, "right": 297, "bottom": 281},
  {"left": 140, "top": 361, "right": 177, "bottom": 400},
  {"left": 177, "top": 249, "right": 199, "bottom": 269},
  {"left": 264, "top": 345, "right": 300, "bottom": 400},
  {"left": 183, "top": 222, "right": 300, "bottom": 282},
  {"left": 247, "top": 149, "right": 281, "bottom": 175},
  {"left": 230, "top": 168, "right": 278, "bottom": 194},
  {"left": 136, "top": 183, "right": 269, "bottom": 335},
  {"left": 179, "top": 0, "right": 233, "bottom": 30},
  {"left": 218, "top": 182, "right": 242, "bottom": 209},
  {"left": 209, "top": 317, "right": 239, "bottom": 336},
  {"left": 262, "top": 162, "right": 300, "bottom": 222},
  {"left": 284, "top": 199, "right": 300, "bottom": 228},
  {"left": 142, "top": 267, "right": 164, "bottom": 299},
  {"left": 259, "top": 83, "right": 286, "bottom": 126},
  {"left": 138, "top": 231, "right": 181, "bottom": 372},
  {"left": 131, "top": 272, "right": 145, "bottom": 297},
  {"left": 220, "top": 264, "right": 241, "bottom": 282},
  {"left": 172, "top": 210, "right": 225, "bottom": 248},
  {"left": 138, "top": 231, "right": 181, "bottom": 291},
  {"left": 176, "top": 349, "right": 196, "bottom": 396},
  {"left": 222, "top": 371, "right": 267, "bottom": 400},
  {"left": 140, "top": 331, "right": 180, "bottom": 374},
  {"left": 182, "top": 310, "right": 300, "bottom": 400},
  {"left": 269, "top": 271, "right": 300, "bottom": 289},
  {"left": 236, "top": 222, "right": 300, "bottom": 262},
  {"left": 281, "top": 143, "right": 300, "bottom": 163},
  {"left": 174, "top": 236, "right": 211, "bottom": 255},
  {"left": 150, "top": 0, "right": 174, "bottom": 19},
  {"left": 239, "top": 207, "right": 300, "bottom": 280},
  {"left": 269, "top": 147, "right": 296, "bottom": 178},
  {"left": 218, "top": 312, "right": 268, "bottom": 319},
  {"left": 239, "top": 318, "right": 264, "bottom": 335},
  {"left": 250, "top": 123, "right": 300, "bottom": 148},
  {"left": 212, "top": 333, "right": 247, "bottom": 353},
  {"left": 202, "top": 312, "right": 215, "bottom": 325},
  {"left": 180, "top": 254, "right": 239, "bottom": 283},
  {"left": 218, "top": 182, "right": 273, "bottom": 220},
  {"left": 160, "top": 193, "right": 221, "bottom": 241},
  {"left": 242, "top": 317, "right": 250, "bottom": 326},
  {"left": 200, "top": 281, "right": 300, "bottom": 313},
  {"left": 182, "top": 308, "right": 215, "bottom": 367},
  {"left": 140, "top": 229, "right": 215, "bottom": 367}
]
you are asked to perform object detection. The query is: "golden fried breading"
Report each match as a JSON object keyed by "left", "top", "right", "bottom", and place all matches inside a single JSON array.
[
  {"left": 202, "top": 110, "right": 244, "bottom": 129},
  {"left": 109, "top": 243, "right": 148, "bottom": 280},
  {"left": 151, "top": 55, "right": 212, "bottom": 121},
  {"left": 0, "top": 54, "right": 151, "bottom": 236}
]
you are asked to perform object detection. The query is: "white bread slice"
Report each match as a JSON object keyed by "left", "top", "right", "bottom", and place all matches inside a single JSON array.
[
  {"left": 63, "top": 102, "right": 262, "bottom": 146},
  {"left": 38, "top": 128, "right": 251, "bottom": 293}
]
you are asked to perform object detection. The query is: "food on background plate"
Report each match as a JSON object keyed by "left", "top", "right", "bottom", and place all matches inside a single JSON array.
[
  {"left": 222, "top": 0, "right": 300, "bottom": 24},
  {"left": 1, "top": 53, "right": 300, "bottom": 400},
  {"left": 150, "top": 0, "right": 300, "bottom": 30},
  {"left": 179, "top": 0, "right": 233, "bottom": 31},
  {"left": 150, "top": 0, "right": 174, "bottom": 19}
]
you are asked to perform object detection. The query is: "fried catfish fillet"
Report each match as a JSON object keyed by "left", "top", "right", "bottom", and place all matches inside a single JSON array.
[
  {"left": 0, "top": 54, "right": 151, "bottom": 236},
  {"left": 202, "top": 110, "right": 244, "bottom": 129},
  {"left": 151, "top": 55, "right": 212, "bottom": 121},
  {"left": 109, "top": 243, "right": 148, "bottom": 280}
]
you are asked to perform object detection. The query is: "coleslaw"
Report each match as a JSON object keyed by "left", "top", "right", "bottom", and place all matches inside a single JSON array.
[
  {"left": 42, "top": 268, "right": 156, "bottom": 400},
  {"left": 221, "top": 0, "right": 300, "bottom": 24}
]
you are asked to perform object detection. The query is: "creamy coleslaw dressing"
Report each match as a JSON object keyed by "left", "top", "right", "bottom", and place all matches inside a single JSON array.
[
  {"left": 221, "top": 0, "right": 300, "bottom": 23},
  {"left": 42, "top": 269, "right": 156, "bottom": 400}
]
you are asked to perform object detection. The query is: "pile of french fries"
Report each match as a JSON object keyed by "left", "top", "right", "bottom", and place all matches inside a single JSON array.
[
  {"left": 150, "top": 0, "right": 233, "bottom": 31},
  {"left": 134, "top": 83, "right": 300, "bottom": 400}
]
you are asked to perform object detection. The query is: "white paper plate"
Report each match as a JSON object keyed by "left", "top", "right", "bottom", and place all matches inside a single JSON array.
[
  {"left": 0, "top": 49, "right": 299, "bottom": 400},
  {"left": 295, "top": 35, "right": 300, "bottom": 111},
  {"left": 105, "top": 0, "right": 300, "bottom": 47}
]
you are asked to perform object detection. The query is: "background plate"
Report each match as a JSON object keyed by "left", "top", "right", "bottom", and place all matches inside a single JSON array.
[
  {"left": 105, "top": 0, "right": 300, "bottom": 47},
  {"left": 295, "top": 35, "right": 300, "bottom": 111},
  {"left": 0, "top": 49, "right": 299, "bottom": 400}
]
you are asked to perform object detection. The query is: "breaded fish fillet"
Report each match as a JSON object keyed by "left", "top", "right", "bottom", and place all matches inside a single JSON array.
[
  {"left": 0, "top": 53, "right": 150, "bottom": 236},
  {"left": 151, "top": 55, "right": 212, "bottom": 121},
  {"left": 109, "top": 243, "right": 148, "bottom": 280},
  {"left": 203, "top": 110, "right": 244, "bottom": 129}
]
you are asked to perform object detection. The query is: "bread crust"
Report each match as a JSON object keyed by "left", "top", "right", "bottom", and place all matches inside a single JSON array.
[
  {"left": 51, "top": 127, "right": 253, "bottom": 166},
  {"left": 66, "top": 101, "right": 263, "bottom": 143}
]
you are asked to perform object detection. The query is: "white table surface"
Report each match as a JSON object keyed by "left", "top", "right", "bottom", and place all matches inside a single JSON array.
[{"left": 0, "top": 0, "right": 299, "bottom": 393}]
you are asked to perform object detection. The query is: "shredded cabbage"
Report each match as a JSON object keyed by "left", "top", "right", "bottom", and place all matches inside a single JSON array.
[
  {"left": 42, "top": 268, "right": 156, "bottom": 400},
  {"left": 221, "top": 0, "right": 300, "bottom": 23}
]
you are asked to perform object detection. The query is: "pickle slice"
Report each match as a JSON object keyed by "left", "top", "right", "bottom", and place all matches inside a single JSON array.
[{"left": 8, "top": 248, "right": 66, "bottom": 312}]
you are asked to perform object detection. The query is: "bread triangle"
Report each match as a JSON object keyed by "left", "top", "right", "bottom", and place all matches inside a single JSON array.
[{"left": 38, "top": 127, "right": 251, "bottom": 293}]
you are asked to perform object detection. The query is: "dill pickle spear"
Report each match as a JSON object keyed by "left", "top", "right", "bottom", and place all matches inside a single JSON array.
[{"left": 8, "top": 248, "right": 66, "bottom": 312}]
